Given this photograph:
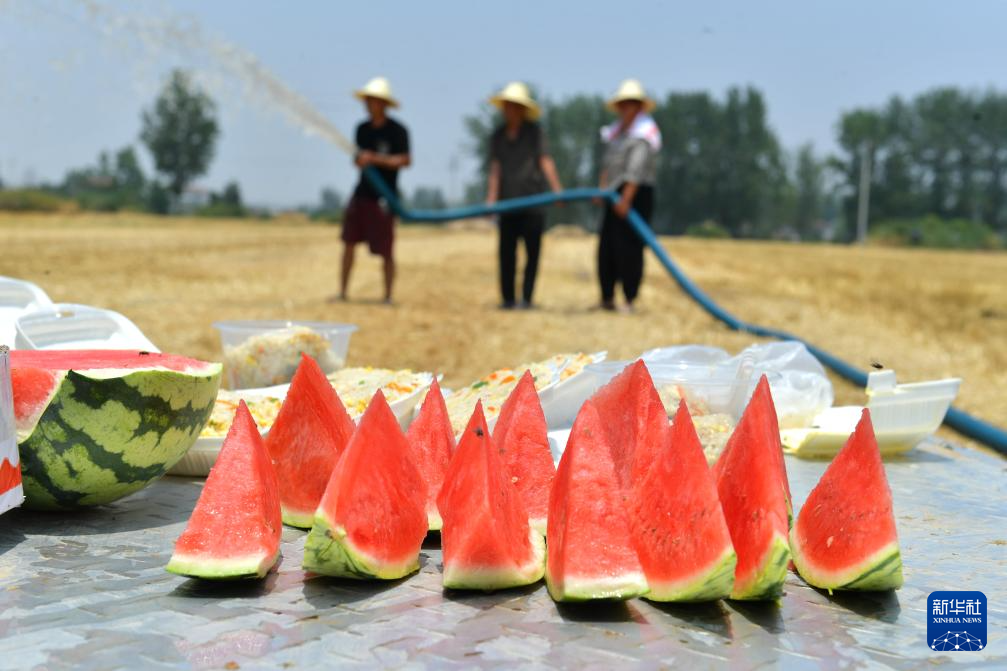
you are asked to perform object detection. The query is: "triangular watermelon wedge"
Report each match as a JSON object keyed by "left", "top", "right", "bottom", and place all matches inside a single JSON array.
[
  {"left": 302, "top": 391, "right": 427, "bottom": 580},
  {"left": 492, "top": 370, "right": 555, "bottom": 535},
  {"left": 791, "top": 409, "right": 904, "bottom": 592},
  {"left": 167, "top": 401, "right": 281, "bottom": 580},
  {"left": 406, "top": 378, "right": 455, "bottom": 531},
  {"left": 265, "top": 354, "right": 356, "bottom": 528},
  {"left": 631, "top": 400, "right": 737, "bottom": 602},
  {"left": 546, "top": 400, "right": 649, "bottom": 602},
  {"left": 589, "top": 360, "right": 671, "bottom": 490},
  {"left": 714, "top": 381, "right": 792, "bottom": 600},
  {"left": 437, "top": 401, "right": 545, "bottom": 591}
]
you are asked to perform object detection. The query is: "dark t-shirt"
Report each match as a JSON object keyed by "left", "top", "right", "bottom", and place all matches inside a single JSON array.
[
  {"left": 490, "top": 121, "right": 548, "bottom": 200},
  {"left": 353, "top": 117, "right": 410, "bottom": 200}
]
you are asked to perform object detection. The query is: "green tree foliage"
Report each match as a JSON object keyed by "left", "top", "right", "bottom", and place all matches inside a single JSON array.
[
  {"left": 410, "top": 186, "right": 447, "bottom": 211},
  {"left": 60, "top": 146, "right": 147, "bottom": 211},
  {"left": 833, "top": 87, "right": 1007, "bottom": 236},
  {"left": 793, "top": 143, "right": 825, "bottom": 239},
  {"left": 196, "top": 181, "right": 246, "bottom": 218},
  {"left": 141, "top": 69, "right": 220, "bottom": 198}
]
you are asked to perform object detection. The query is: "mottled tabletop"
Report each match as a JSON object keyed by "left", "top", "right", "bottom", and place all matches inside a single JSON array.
[{"left": 1, "top": 439, "right": 1005, "bottom": 670}]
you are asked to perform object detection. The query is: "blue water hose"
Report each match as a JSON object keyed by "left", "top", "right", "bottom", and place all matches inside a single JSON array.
[{"left": 363, "top": 166, "right": 1007, "bottom": 455}]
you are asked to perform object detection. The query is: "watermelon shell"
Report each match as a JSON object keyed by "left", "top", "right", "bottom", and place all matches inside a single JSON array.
[
  {"left": 437, "top": 401, "right": 545, "bottom": 591},
  {"left": 167, "top": 401, "right": 282, "bottom": 579},
  {"left": 265, "top": 354, "right": 356, "bottom": 529},
  {"left": 492, "top": 371, "right": 555, "bottom": 536},
  {"left": 302, "top": 390, "right": 427, "bottom": 580},
  {"left": 405, "top": 378, "right": 455, "bottom": 531},
  {"left": 631, "top": 401, "right": 736, "bottom": 602},
  {"left": 546, "top": 400, "right": 648, "bottom": 602},
  {"left": 12, "top": 350, "right": 221, "bottom": 510},
  {"left": 791, "top": 409, "right": 903, "bottom": 592},
  {"left": 714, "top": 378, "right": 792, "bottom": 600}
]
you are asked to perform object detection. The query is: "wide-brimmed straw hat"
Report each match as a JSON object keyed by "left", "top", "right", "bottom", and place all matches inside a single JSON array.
[
  {"left": 353, "top": 76, "right": 400, "bottom": 108},
  {"left": 489, "top": 82, "right": 541, "bottom": 120},
  {"left": 606, "top": 79, "right": 656, "bottom": 113}
]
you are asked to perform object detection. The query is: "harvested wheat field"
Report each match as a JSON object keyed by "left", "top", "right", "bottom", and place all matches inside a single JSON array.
[{"left": 4, "top": 212, "right": 1005, "bottom": 449}]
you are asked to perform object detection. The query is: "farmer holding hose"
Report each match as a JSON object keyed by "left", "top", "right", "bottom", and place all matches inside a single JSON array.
[
  {"left": 486, "top": 82, "right": 563, "bottom": 310},
  {"left": 336, "top": 77, "right": 411, "bottom": 304},
  {"left": 597, "top": 79, "right": 661, "bottom": 313}
]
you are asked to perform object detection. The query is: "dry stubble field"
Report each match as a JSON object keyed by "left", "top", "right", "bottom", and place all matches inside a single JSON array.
[{"left": 4, "top": 212, "right": 1005, "bottom": 449}]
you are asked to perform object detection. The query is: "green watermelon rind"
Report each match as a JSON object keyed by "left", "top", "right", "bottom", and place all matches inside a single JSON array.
[
  {"left": 790, "top": 532, "right": 904, "bottom": 592},
  {"left": 166, "top": 549, "right": 280, "bottom": 580},
  {"left": 302, "top": 513, "right": 420, "bottom": 580},
  {"left": 443, "top": 529, "right": 546, "bottom": 591},
  {"left": 644, "top": 547, "right": 738, "bottom": 603},
  {"left": 730, "top": 533, "right": 791, "bottom": 601},
  {"left": 546, "top": 567, "right": 650, "bottom": 603},
  {"left": 529, "top": 516, "right": 548, "bottom": 538},
  {"left": 427, "top": 508, "right": 443, "bottom": 532},
  {"left": 281, "top": 506, "right": 316, "bottom": 530},
  {"left": 18, "top": 365, "right": 221, "bottom": 511}
]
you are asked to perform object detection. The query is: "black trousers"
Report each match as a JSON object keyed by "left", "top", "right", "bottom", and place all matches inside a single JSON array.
[
  {"left": 598, "top": 184, "right": 654, "bottom": 304},
  {"left": 499, "top": 210, "right": 544, "bottom": 304}
]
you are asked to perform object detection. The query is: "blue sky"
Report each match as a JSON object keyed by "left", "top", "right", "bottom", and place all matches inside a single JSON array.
[{"left": 2, "top": 0, "right": 1005, "bottom": 207}]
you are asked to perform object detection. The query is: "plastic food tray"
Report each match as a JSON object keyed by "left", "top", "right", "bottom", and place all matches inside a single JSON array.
[
  {"left": 169, "top": 375, "right": 434, "bottom": 477},
  {"left": 15, "top": 303, "right": 159, "bottom": 351},
  {"left": 0, "top": 276, "right": 54, "bottom": 347}
]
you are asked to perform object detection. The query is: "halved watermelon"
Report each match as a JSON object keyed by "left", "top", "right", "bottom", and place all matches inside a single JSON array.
[
  {"left": 12, "top": 349, "right": 220, "bottom": 510},
  {"left": 302, "top": 390, "right": 427, "bottom": 580},
  {"left": 167, "top": 401, "right": 281, "bottom": 579},
  {"left": 492, "top": 371, "right": 555, "bottom": 535},
  {"left": 791, "top": 409, "right": 903, "bottom": 592},
  {"left": 546, "top": 400, "right": 648, "bottom": 602},
  {"left": 589, "top": 360, "right": 670, "bottom": 489},
  {"left": 265, "top": 354, "right": 356, "bottom": 528},
  {"left": 714, "top": 380, "right": 792, "bottom": 600},
  {"left": 437, "top": 401, "right": 545, "bottom": 591},
  {"left": 630, "top": 401, "right": 736, "bottom": 602},
  {"left": 405, "top": 378, "right": 455, "bottom": 531}
]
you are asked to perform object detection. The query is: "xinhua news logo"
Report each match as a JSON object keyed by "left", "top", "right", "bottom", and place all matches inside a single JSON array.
[{"left": 928, "top": 591, "right": 987, "bottom": 652}]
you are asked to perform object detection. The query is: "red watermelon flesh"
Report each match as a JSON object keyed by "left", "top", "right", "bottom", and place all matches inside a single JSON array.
[
  {"left": 630, "top": 401, "right": 737, "bottom": 602},
  {"left": 589, "top": 360, "right": 670, "bottom": 489},
  {"left": 405, "top": 378, "right": 455, "bottom": 531},
  {"left": 437, "top": 401, "right": 544, "bottom": 590},
  {"left": 302, "top": 390, "right": 427, "bottom": 580},
  {"left": 265, "top": 354, "right": 356, "bottom": 529},
  {"left": 167, "top": 401, "right": 281, "bottom": 579},
  {"left": 791, "top": 409, "right": 903, "bottom": 592},
  {"left": 714, "top": 386, "right": 792, "bottom": 600},
  {"left": 492, "top": 370, "right": 555, "bottom": 535},
  {"left": 546, "top": 400, "right": 648, "bottom": 602}
]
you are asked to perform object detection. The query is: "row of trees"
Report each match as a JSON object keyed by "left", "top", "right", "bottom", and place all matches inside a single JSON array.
[{"left": 463, "top": 85, "right": 1006, "bottom": 244}]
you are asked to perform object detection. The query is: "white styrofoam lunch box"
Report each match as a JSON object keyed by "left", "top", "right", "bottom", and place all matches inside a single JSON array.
[{"left": 15, "top": 303, "right": 159, "bottom": 352}]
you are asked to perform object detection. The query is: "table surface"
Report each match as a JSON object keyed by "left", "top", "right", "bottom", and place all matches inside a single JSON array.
[{"left": 1, "top": 439, "right": 1005, "bottom": 670}]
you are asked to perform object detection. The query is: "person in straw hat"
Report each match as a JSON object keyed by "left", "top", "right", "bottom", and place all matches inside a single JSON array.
[
  {"left": 336, "top": 76, "right": 411, "bottom": 304},
  {"left": 596, "top": 78, "right": 662, "bottom": 313},
  {"left": 486, "top": 82, "right": 563, "bottom": 310}
]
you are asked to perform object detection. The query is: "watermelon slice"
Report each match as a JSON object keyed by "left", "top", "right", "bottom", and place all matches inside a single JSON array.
[
  {"left": 714, "top": 380, "right": 792, "bottom": 600},
  {"left": 437, "top": 401, "right": 545, "bottom": 591},
  {"left": 791, "top": 409, "right": 904, "bottom": 592},
  {"left": 546, "top": 400, "right": 648, "bottom": 602},
  {"left": 167, "top": 401, "right": 281, "bottom": 579},
  {"left": 630, "top": 401, "right": 737, "bottom": 602},
  {"left": 265, "top": 354, "right": 356, "bottom": 528},
  {"left": 405, "top": 378, "right": 455, "bottom": 530},
  {"left": 11, "top": 349, "right": 220, "bottom": 510},
  {"left": 302, "top": 391, "right": 427, "bottom": 580},
  {"left": 589, "top": 360, "right": 670, "bottom": 489},
  {"left": 492, "top": 370, "right": 555, "bottom": 535}
]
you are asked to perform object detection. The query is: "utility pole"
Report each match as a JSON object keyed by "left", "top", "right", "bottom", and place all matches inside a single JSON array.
[{"left": 855, "top": 142, "right": 872, "bottom": 244}]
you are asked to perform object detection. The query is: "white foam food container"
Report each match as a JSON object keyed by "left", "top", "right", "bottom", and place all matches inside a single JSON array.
[
  {"left": 0, "top": 277, "right": 54, "bottom": 347},
  {"left": 537, "top": 351, "right": 607, "bottom": 429},
  {"left": 168, "top": 374, "right": 434, "bottom": 477},
  {"left": 0, "top": 346, "right": 23, "bottom": 514},
  {"left": 781, "top": 370, "right": 961, "bottom": 458},
  {"left": 15, "top": 304, "right": 159, "bottom": 351}
]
